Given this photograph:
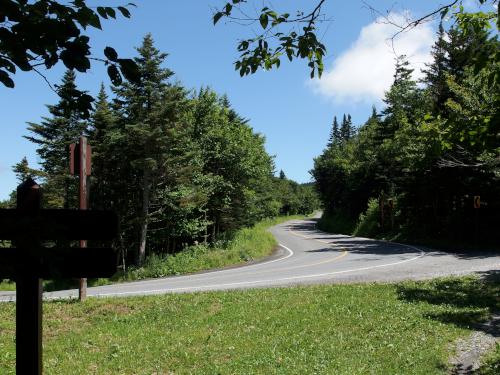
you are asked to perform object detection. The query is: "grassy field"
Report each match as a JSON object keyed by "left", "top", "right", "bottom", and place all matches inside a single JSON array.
[
  {"left": 0, "top": 215, "right": 305, "bottom": 292},
  {"left": 0, "top": 275, "right": 498, "bottom": 374}
]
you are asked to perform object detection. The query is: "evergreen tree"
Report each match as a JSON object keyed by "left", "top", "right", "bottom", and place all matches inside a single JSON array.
[
  {"left": 422, "top": 21, "right": 450, "bottom": 112},
  {"left": 87, "top": 83, "right": 117, "bottom": 211},
  {"left": 12, "top": 157, "right": 31, "bottom": 183},
  {"left": 340, "top": 113, "right": 353, "bottom": 142},
  {"left": 24, "top": 70, "right": 88, "bottom": 208},
  {"left": 327, "top": 116, "right": 340, "bottom": 147},
  {"left": 279, "top": 170, "right": 286, "bottom": 180}
]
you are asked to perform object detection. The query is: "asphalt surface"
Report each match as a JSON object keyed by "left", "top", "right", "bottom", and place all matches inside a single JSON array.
[{"left": 1, "top": 217, "right": 499, "bottom": 301}]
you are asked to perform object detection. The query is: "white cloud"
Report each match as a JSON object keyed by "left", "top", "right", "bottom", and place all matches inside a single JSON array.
[{"left": 310, "top": 12, "right": 436, "bottom": 104}]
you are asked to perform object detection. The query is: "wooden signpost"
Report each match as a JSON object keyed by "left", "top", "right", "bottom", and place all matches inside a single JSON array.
[
  {"left": 0, "top": 178, "right": 117, "bottom": 374},
  {"left": 70, "top": 136, "right": 91, "bottom": 300}
]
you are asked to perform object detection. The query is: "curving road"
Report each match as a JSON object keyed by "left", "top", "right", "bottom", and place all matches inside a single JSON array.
[{"left": 1, "top": 217, "right": 499, "bottom": 301}]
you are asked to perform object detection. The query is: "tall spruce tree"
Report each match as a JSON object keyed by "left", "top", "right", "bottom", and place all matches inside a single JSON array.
[
  {"left": 88, "top": 83, "right": 117, "bottom": 210},
  {"left": 422, "top": 21, "right": 450, "bottom": 112},
  {"left": 112, "top": 34, "right": 189, "bottom": 264},
  {"left": 327, "top": 116, "right": 340, "bottom": 147},
  {"left": 340, "top": 114, "right": 353, "bottom": 142},
  {"left": 24, "top": 70, "right": 88, "bottom": 208}
]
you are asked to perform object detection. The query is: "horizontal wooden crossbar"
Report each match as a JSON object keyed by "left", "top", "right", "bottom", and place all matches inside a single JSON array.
[
  {"left": 0, "top": 209, "right": 117, "bottom": 240},
  {"left": 0, "top": 247, "right": 117, "bottom": 278}
]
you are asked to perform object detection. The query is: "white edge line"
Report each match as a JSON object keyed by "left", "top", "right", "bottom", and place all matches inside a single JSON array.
[
  {"left": 105, "top": 243, "right": 294, "bottom": 287},
  {"left": 0, "top": 244, "right": 295, "bottom": 302},
  {"left": 91, "top": 249, "right": 424, "bottom": 298}
]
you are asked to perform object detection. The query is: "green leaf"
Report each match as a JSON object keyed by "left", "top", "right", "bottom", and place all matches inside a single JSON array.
[
  {"left": 118, "top": 58, "right": 140, "bottom": 83},
  {"left": 117, "top": 6, "right": 131, "bottom": 18},
  {"left": 96, "top": 7, "right": 108, "bottom": 19},
  {"left": 213, "top": 12, "right": 224, "bottom": 25},
  {"left": 107, "top": 64, "right": 122, "bottom": 86},
  {"left": 0, "top": 70, "right": 14, "bottom": 88},
  {"left": 104, "top": 46, "right": 118, "bottom": 62},
  {"left": 88, "top": 12, "right": 102, "bottom": 29},
  {"left": 0, "top": 58, "right": 16, "bottom": 73},
  {"left": 259, "top": 13, "right": 268, "bottom": 29},
  {"left": 105, "top": 7, "right": 116, "bottom": 19}
]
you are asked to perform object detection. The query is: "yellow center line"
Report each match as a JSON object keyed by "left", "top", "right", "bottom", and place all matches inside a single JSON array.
[
  {"left": 246, "top": 249, "right": 348, "bottom": 276},
  {"left": 288, "top": 228, "right": 342, "bottom": 247}
]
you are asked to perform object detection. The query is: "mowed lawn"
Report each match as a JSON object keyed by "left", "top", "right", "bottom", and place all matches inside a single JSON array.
[{"left": 0, "top": 276, "right": 498, "bottom": 374}]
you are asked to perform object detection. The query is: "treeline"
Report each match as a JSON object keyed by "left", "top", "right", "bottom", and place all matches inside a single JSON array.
[
  {"left": 6, "top": 34, "right": 319, "bottom": 266},
  {"left": 312, "top": 15, "right": 499, "bottom": 246}
]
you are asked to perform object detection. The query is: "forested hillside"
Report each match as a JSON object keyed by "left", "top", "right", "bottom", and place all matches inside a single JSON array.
[
  {"left": 312, "top": 15, "right": 499, "bottom": 246},
  {"left": 4, "top": 34, "right": 319, "bottom": 268}
]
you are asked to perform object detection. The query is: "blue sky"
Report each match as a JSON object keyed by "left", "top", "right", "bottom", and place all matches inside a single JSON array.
[{"left": 0, "top": 0, "right": 490, "bottom": 200}]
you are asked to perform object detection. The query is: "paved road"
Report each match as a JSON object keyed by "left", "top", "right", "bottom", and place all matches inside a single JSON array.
[{"left": 1, "top": 217, "right": 499, "bottom": 300}]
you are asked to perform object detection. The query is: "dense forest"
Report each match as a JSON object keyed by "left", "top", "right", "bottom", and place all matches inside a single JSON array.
[
  {"left": 2, "top": 34, "right": 319, "bottom": 267},
  {"left": 312, "top": 15, "right": 499, "bottom": 246}
]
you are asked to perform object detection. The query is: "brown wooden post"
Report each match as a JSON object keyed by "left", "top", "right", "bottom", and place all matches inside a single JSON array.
[
  {"left": 15, "top": 178, "right": 43, "bottom": 375},
  {"left": 79, "top": 136, "right": 89, "bottom": 301},
  {"left": 70, "top": 137, "right": 92, "bottom": 301}
]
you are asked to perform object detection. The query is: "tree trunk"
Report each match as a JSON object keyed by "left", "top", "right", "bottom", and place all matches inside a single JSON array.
[{"left": 138, "top": 166, "right": 151, "bottom": 265}]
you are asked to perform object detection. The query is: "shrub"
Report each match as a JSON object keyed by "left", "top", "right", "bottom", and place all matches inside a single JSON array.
[{"left": 353, "top": 198, "right": 381, "bottom": 237}]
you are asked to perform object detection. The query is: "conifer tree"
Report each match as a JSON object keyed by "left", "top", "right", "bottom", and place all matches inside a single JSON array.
[
  {"left": 88, "top": 83, "right": 117, "bottom": 210},
  {"left": 113, "top": 33, "right": 189, "bottom": 264},
  {"left": 422, "top": 21, "right": 450, "bottom": 112},
  {"left": 12, "top": 156, "right": 42, "bottom": 183},
  {"left": 327, "top": 116, "right": 340, "bottom": 147},
  {"left": 340, "top": 114, "right": 353, "bottom": 142},
  {"left": 24, "top": 70, "right": 88, "bottom": 208}
]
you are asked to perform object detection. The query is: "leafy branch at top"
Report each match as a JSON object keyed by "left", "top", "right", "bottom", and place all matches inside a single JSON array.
[
  {"left": 213, "top": 0, "right": 328, "bottom": 78},
  {"left": 0, "top": 0, "right": 140, "bottom": 117}
]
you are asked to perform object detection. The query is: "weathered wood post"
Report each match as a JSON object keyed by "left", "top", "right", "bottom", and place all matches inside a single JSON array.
[
  {"left": 15, "top": 178, "right": 43, "bottom": 375},
  {"left": 0, "top": 179, "right": 117, "bottom": 375},
  {"left": 70, "top": 136, "right": 92, "bottom": 301}
]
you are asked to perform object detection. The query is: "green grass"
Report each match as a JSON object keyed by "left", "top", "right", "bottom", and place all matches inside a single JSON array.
[
  {"left": 476, "top": 343, "right": 500, "bottom": 375},
  {"left": 0, "top": 280, "right": 15, "bottom": 291},
  {"left": 0, "top": 275, "right": 498, "bottom": 374},
  {"left": 0, "top": 215, "right": 305, "bottom": 292}
]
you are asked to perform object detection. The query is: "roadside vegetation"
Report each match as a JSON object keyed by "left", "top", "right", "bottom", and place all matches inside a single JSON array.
[
  {"left": 311, "top": 13, "right": 499, "bottom": 248},
  {"left": 476, "top": 344, "right": 500, "bottom": 374},
  {"left": 114, "top": 215, "right": 305, "bottom": 281},
  {"left": 0, "top": 275, "right": 498, "bottom": 374},
  {"left": 0, "top": 33, "right": 319, "bottom": 279},
  {"left": 0, "top": 215, "right": 307, "bottom": 292}
]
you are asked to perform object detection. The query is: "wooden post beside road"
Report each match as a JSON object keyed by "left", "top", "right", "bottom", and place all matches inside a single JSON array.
[
  {"left": 70, "top": 136, "right": 92, "bottom": 301},
  {"left": 0, "top": 179, "right": 118, "bottom": 374}
]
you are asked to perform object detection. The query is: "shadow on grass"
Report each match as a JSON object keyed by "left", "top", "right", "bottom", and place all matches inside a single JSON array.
[{"left": 397, "top": 271, "right": 500, "bottom": 335}]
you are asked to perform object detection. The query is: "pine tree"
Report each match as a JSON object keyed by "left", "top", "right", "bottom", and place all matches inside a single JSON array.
[
  {"left": 340, "top": 113, "right": 353, "bottom": 142},
  {"left": 12, "top": 156, "right": 41, "bottom": 183},
  {"left": 113, "top": 33, "right": 189, "bottom": 264},
  {"left": 422, "top": 21, "right": 450, "bottom": 112},
  {"left": 327, "top": 116, "right": 340, "bottom": 147},
  {"left": 382, "top": 55, "right": 421, "bottom": 135},
  {"left": 88, "top": 83, "right": 117, "bottom": 210},
  {"left": 24, "top": 70, "right": 88, "bottom": 208},
  {"left": 279, "top": 170, "right": 286, "bottom": 180}
]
